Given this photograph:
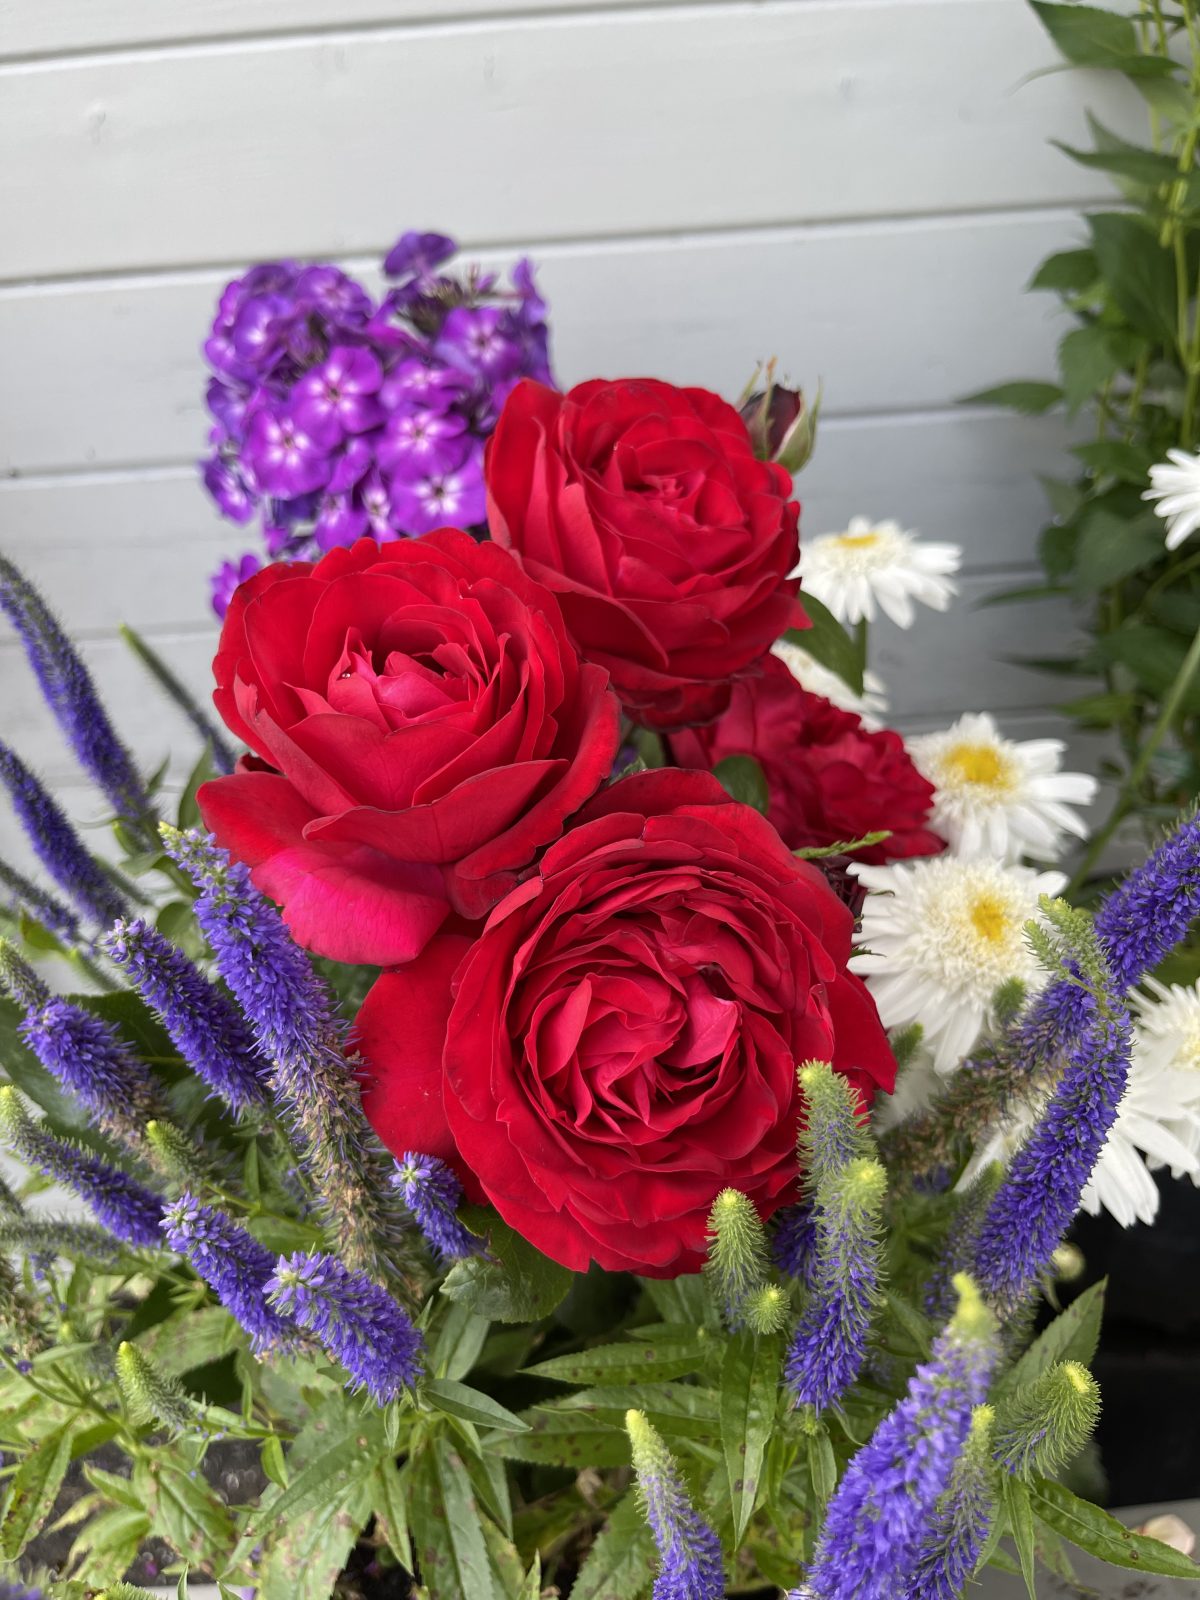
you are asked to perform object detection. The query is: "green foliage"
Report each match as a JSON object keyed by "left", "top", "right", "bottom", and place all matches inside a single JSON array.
[{"left": 712, "top": 754, "right": 769, "bottom": 813}]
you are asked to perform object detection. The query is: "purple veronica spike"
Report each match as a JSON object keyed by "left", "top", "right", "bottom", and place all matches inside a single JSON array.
[
  {"left": 161, "top": 1194, "right": 298, "bottom": 1355},
  {"left": 103, "top": 919, "right": 266, "bottom": 1115},
  {"left": 0, "top": 742, "right": 127, "bottom": 927},
  {"left": 626, "top": 1410, "right": 724, "bottom": 1600},
  {"left": 806, "top": 1278, "right": 998, "bottom": 1600},
  {"left": 972, "top": 991, "right": 1131, "bottom": 1314},
  {"left": 0, "top": 855, "right": 80, "bottom": 942},
  {"left": 773, "top": 1201, "right": 818, "bottom": 1286},
  {"left": 786, "top": 1159, "right": 886, "bottom": 1412},
  {"left": 0, "top": 1580, "right": 45, "bottom": 1600},
  {"left": 909, "top": 1407, "right": 996, "bottom": 1600},
  {"left": 0, "top": 1090, "right": 162, "bottom": 1249},
  {"left": 0, "top": 558, "right": 150, "bottom": 823},
  {"left": 266, "top": 1251, "right": 422, "bottom": 1403},
  {"left": 392, "top": 1153, "right": 477, "bottom": 1262}
]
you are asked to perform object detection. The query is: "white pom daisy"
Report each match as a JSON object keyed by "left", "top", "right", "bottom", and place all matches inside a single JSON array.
[
  {"left": 907, "top": 712, "right": 1097, "bottom": 863},
  {"left": 1144, "top": 447, "right": 1200, "bottom": 551},
  {"left": 797, "top": 517, "right": 961, "bottom": 629},
  {"left": 1128, "top": 976, "right": 1200, "bottom": 1173},
  {"left": 770, "top": 636, "right": 888, "bottom": 729},
  {"left": 851, "top": 856, "right": 1066, "bottom": 1073}
]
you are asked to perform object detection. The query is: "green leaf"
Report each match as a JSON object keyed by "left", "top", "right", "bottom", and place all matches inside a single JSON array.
[
  {"left": 1057, "top": 690, "right": 1137, "bottom": 728},
  {"left": 1098, "top": 625, "right": 1200, "bottom": 710},
  {"left": 134, "top": 1459, "right": 235, "bottom": 1565},
  {"left": 1088, "top": 212, "right": 1178, "bottom": 347},
  {"left": 1000, "top": 1281, "right": 1106, "bottom": 1397},
  {"left": 638, "top": 1273, "right": 720, "bottom": 1328},
  {"left": 1054, "top": 137, "right": 1178, "bottom": 188},
  {"left": 430, "top": 1300, "right": 491, "bottom": 1381},
  {"left": 1030, "top": 249, "right": 1098, "bottom": 294},
  {"left": 441, "top": 1210, "right": 574, "bottom": 1324},
  {"left": 1072, "top": 506, "right": 1165, "bottom": 588},
  {"left": 1057, "top": 326, "right": 1130, "bottom": 412},
  {"left": 793, "top": 831, "right": 890, "bottom": 861},
  {"left": 976, "top": 582, "right": 1071, "bottom": 609},
  {"left": 372, "top": 1455, "right": 412, "bottom": 1571},
  {"left": 257, "top": 1471, "right": 374, "bottom": 1600},
  {"left": 788, "top": 588, "right": 863, "bottom": 693},
  {"left": 569, "top": 1490, "right": 656, "bottom": 1600},
  {"left": 1002, "top": 1474, "right": 1039, "bottom": 1599},
  {"left": 425, "top": 1376, "right": 530, "bottom": 1433},
  {"left": 1030, "top": 1, "right": 1175, "bottom": 75},
  {"left": 720, "top": 1330, "right": 782, "bottom": 1548},
  {"left": 1031, "top": 1476, "right": 1200, "bottom": 1577},
  {"left": 481, "top": 1517, "right": 527, "bottom": 1600},
  {"left": 485, "top": 1405, "right": 630, "bottom": 1468},
  {"left": 552, "top": 1382, "right": 721, "bottom": 1439},
  {"left": 139, "top": 1305, "right": 242, "bottom": 1378},
  {"left": 1072, "top": 439, "right": 1156, "bottom": 485},
  {"left": 408, "top": 1437, "right": 498, "bottom": 1600},
  {"left": 712, "top": 755, "right": 769, "bottom": 814},
  {"left": 260, "top": 1434, "right": 288, "bottom": 1489},
  {"left": 525, "top": 1332, "right": 716, "bottom": 1386},
  {"left": 0, "top": 1422, "right": 73, "bottom": 1558},
  {"left": 882, "top": 1289, "right": 934, "bottom": 1356},
  {"left": 961, "top": 381, "right": 1063, "bottom": 415},
  {"left": 806, "top": 1422, "right": 838, "bottom": 1516}
]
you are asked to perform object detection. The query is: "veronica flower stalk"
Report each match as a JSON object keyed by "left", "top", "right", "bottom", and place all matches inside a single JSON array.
[
  {"left": 116, "top": 1340, "right": 206, "bottom": 1436},
  {"left": 804, "top": 1275, "right": 999, "bottom": 1600},
  {"left": 776, "top": 1059, "right": 875, "bottom": 1289},
  {"left": 0, "top": 1088, "right": 163, "bottom": 1249},
  {"left": 0, "top": 556, "right": 151, "bottom": 826},
  {"left": 0, "top": 856, "right": 80, "bottom": 942},
  {"left": 266, "top": 1250, "right": 423, "bottom": 1404},
  {"left": 160, "top": 826, "right": 412, "bottom": 1283},
  {"left": 786, "top": 1157, "right": 886, "bottom": 1412},
  {"left": 391, "top": 1153, "right": 477, "bottom": 1263},
  {"left": 994, "top": 1361, "right": 1101, "bottom": 1480},
  {"left": 0, "top": 1253, "right": 46, "bottom": 1369},
  {"left": 0, "top": 941, "right": 162, "bottom": 1146},
  {"left": 923, "top": 1163, "right": 1005, "bottom": 1323},
  {"left": 626, "top": 1409, "right": 725, "bottom": 1600},
  {"left": 103, "top": 918, "right": 266, "bottom": 1116},
  {"left": 0, "top": 1214, "right": 125, "bottom": 1269},
  {"left": 161, "top": 1194, "right": 298, "bottom": 1355},
  {"left": 772, "top": 1201, "right": 819, "bottom": 1286},
  {"left": 0, "top": 743, "right": 128, "bottom": 928},
  {"left": 704, "top": 1187, "right": 770, "bottom": 1325},
  {"left": 908, "top": 1405, "right": 998, "bottom": 1600}
]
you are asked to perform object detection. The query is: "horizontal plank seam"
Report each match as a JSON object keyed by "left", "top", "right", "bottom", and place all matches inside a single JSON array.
[
  {"left": 0, "top": 202, "right": 1095, "bottom": 297},
  {"left": 0, "top": 0, "right": 1009, "bottom": 72}
]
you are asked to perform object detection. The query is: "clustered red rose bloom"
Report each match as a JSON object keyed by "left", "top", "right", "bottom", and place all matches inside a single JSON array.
[
  {"left": 197, "top": 531, "right": 619, "bottom": 965},
  {"left": 486, "top": 377, "right": 805, "bottom": 730},
  {"left": 669, "top": 654, "right": 944, "bottom": 864},
  {"left": 358, "top": 770, "right": 895, "bottom": 1275}
]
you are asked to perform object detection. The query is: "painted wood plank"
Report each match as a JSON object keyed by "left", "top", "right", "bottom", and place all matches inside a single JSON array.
[
  {"left": 0, "top": 1, "right": 1139, "bottom": 282},
  {"left": 0, "top": 0, "right": 716, "bottom": 59},
  {"left": 0, "top": 212, "right": 1078, "bottom": 475}
]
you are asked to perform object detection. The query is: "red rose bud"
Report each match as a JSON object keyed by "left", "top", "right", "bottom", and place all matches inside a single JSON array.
[
  {"left": 486, "top": 377, "right": 805, "bottom": 731},
  {"left": 357, "top": 768, "right": 896, "bottom": 1276}
]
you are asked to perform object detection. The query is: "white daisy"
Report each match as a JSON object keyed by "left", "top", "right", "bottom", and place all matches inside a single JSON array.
[
  {"left": 872, "top": 1043, "right": 943, "bottom": 1133},
  {"left": 1128, "top": 977, "right": 1200, "bottom": 1173},
  {"left": 852, "top": 857, "right": 1066, "bottom": 1073},
  {"left": 907, "top": 712, "right": 1097, "bottom": 863},
  {"left": 797, "top": 517, "right": 961, "bottom": 629},
  {"left": 1144, "top": 447, "right": 1200, "bottom": 550},
  {"left": 770, "top": 636, "right": 889, "bottom": 729}
]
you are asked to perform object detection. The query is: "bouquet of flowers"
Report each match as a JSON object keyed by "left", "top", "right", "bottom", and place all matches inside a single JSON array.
[{"left": 2, "top": 286, "right": 1200, "bottom": 1599}]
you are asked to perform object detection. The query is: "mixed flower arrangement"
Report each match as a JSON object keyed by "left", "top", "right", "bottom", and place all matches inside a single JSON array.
[{"left": 2, "top": 235, "right": 1200, "bottom": 1600}]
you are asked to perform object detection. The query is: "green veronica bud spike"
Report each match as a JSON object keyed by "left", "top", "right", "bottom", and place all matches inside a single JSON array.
[
  {"left": 743, "top": 1282, "right": 790, "bottom": 1336},
  {"left": 797, "top": 1059, "right": 874, "bottom": 1198},
  {"left": 704, "top": 1187, "right": 769, "bottom": 1325},
  {"left": 995, "top": 1360, "right": 1101, "bottom": 1480},
  {"left": 115, "top": 1341, "right": 205, "bottom": 1436},
  {"left": 626, "top": 1410, "right": 724, "bottom": 1599},
  {"left": 144, "top": 1119, "right": 215, "bottom": 1190}
]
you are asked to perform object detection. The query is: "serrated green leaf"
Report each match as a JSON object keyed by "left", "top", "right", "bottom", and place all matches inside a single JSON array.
[
  {"left": 569, "top": 1490, "right": 656, "bottom": 1600},
  {"left": 712, "top": 755, "right": 769, "bottom": 814},
  {"left": 962, "top": 381, "right": 1063, "bottom": 415},
  {"left": 481, "top": 1517, "right": 527, "bottom": 1600},
  {"left": 525, "top": 1332, "right": 715, "bottom": 1386},
  {"left": 485, "top": 1405, "right": 630, "bottom": 1468},
  {"left": 409, "top": 1437, "right": 498, "bottom": 1600},
  {"left": 1002, "top": 1474, "right": 1039, "bottom": 1598},
  {"left": 807, "top": 1422, "right": 838, "bottom": 1516},
  {"left": 1071, "top": 439, "right": 1156, "bottom": 486},
  {"left": 425, "top": 1376, "right": 530, "bottom": 1432},
  {"left": 999, "top": 1281, "right": 1106, "bottom": 1397},
  {"left": 553, "top": 1382, "right": 721, "bottom": 1438},
  {"left": 1053, "top": 137, "right": 1178, "bottom": 187},
  {"left": 1088, "top": 212, "right": 1178, "bottom": 347},
  {"left": 257, "top": 1468, "right": 374, "bottom": 1600},
  {"left": 1031, "top": 1476, "right": 1200, "bottom": 1577},
  {"left": 431, "top": 1299, "right": 491, "bottom": 1380},
  {"left": 1058, "top": 325, "right": 1129, "bottom": 412},
  {"left": 721, "top": 1330, "right": 782, "bottom": 1548},
  {"left": 1030, "top": 249, "right": 1098, "bottom": 294},
  {"left": 882, "top": 1289, "right": 934, "bottom": 1356},
  {"left": 372, "top": 1455, "right": 412, "bottom": 1570},
  {"left": 1072, "top": 507, "right": 1165, "bottom": 589},
  {"left": 441, "top": 1210, "right": 574, "bottom": 1323},
  {"left": 786, "top": 588, "right": 863, "bottom": 693},
  {"left": 0, "top": 1422, "right": 73, "bottom": 1558},
  {"left": 1030, "top": 1, "right": 1175, "bottom": 75},
  {"left": 1098, "top": 625, "right": 1200, "bottom": 709},
  {"left": 638, "top": 1273, "right": 721, "bottom": 1328},
  {"left": 134, "top": 1459, "right": 235, "bottom": 1565}
]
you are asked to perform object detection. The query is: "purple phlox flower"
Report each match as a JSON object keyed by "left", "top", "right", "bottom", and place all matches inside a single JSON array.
[
  {"left": 806, "top": 1277, "right": 998, "bottom": 1600},
  {"left": 909, "top": 1406, "right": 997, "bottom": 1600},
  {"left": 380, "top": 358, "right": 470, "bottom": 411},
  {"left": 972, "top": 985, "right": 1132, "bottom": 1314},
  {"left": 210, "top": 553, "right": 262, "bottom": 620},
  {"left": 161, "top": 1194, "right": 298, "bottom": 1355},
  {"left": 266, "top": 1250, "right": 423, "bottom": 1403},
  {"left": 435, "top": 304, "right": 525, "bottom": 384},
  {"left": 314, "top": 494, "right": 370, "bottom": 552},
  {"left": 0, "top": 559, "right": 151, "bottom": 824},
  {"left": 0, "top": 742, "right": 128, "bottom": 927},
  {"left": 626, "top": 1409, "right": 724, "bottom": 1600},
  {"left": 203, "top": 457, "right": 256, "bottom": 525},
  {"left": 377, "top": 404, "right": 469, "bottom": 478},
  {"left": 295, "top": 263, "right": 375, "bottom": 327},
  {"left": 0, "top": 1089, "right": 162, "bottom": 1250},
  {"left": 388, "top": 447, "right": 486, "bottom": 534},
  {"left": 773, "top": 1202, "right": 818, "bottom": 1287},
  {"left": 102, "top": 918, "right": 267, "bottom": 1115},
  {"left": 243, "top": 408, "right": 332, "bottom": 499},
  {"left": 0, "top": 855, "right": 81, "bottom": 942},
  {"left": 360, "top": 471, "right": 397, "bottom": 539},
  {"left": 384, "top": 230, "right": 457, "bottom": 282},
  {"left": 392, "top": 1153, "right": 478, "bottom": 1262},
  {"left": 327, "top": 435, "right": 374, "bottom": 494},
  {"left": 292, "top": 345, "right": 385, "bottom": 441}
]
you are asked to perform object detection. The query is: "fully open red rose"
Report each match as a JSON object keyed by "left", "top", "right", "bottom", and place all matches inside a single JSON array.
[
  {"left": 669, "top": 654, "right": 944, "bottom": 864},
  {"left": 358, "top": 768, "right": 895, "bottom": 1275},
  {"left": 198, "top": 532, "right": 619, "bottom": 965},
  {"left": 486, "top": 377, "right": 805, "bottom": 730}
]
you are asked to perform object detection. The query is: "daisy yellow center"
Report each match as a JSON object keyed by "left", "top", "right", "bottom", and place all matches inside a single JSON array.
[
  {"left": 941, "top": 740, "right": 1016, "bottom": 795},
  {"left": 968, "top": 891, "right": 1012, "bottom": 945},
  {"left": 831, "top": 531, "right": 881, "bottom": 550}
]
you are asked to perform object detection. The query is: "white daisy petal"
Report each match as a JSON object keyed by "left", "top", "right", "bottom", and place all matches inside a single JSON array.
[
  {"left": 1144, "top": 447, "right": 1200, "bottom": 549},
  {"left": 797, "top": 518, "right": 962, "bottom": 630},
  {"left": 770, "top": 637, "right": 888, "bottom": 728}
]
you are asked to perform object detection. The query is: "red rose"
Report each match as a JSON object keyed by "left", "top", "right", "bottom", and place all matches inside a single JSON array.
[
  {"left": 668, "top": 654, "right": 943, "bottom": 865},
  {"left": 358, "top": 769, "right": 895, "bottom": 1276},
  {"left": 198, "top": 532, "right": 620, "bottom": 965},
  {"left": 486, "top": 377, "right": 805, "bottom": 730}
]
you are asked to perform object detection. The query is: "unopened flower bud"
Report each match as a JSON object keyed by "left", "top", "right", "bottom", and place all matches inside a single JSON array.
[
  {"left": 994, "top": 1360, "right": 1101, "bottom": 1480},
  {"left": 704, "top": 1188, "right": 769, "bottom": 1326}
]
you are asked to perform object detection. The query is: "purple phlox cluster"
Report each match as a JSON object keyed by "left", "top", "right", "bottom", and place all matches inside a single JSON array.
[
  {"left": 201, "top": 230, "right": 554, "bottom": 614},
  {"left": 265, "top": 1250, "right": 422, "bottom": 1404},
  {"left": 972, "top": 987, "right": 1132, "bottom": 1314},
  {"left": 805, "top": 1277, "right": 998, "bottom": 1600},
  {"left": 786, "top": 1158, "right": 886, "bottom": 1413},
  {"left": 392, "top": 1153, "right": 477, "bottom": 1262},
  {"left": 0, "top": 557, "right": 150, "bottom": 823},
  {"left": 161, "top": 1194, "right": 299, "bottom": 1355},
  {"left": 772, "top": 1203, "right": 818, "bottom": 1287},
  {"left": 909, "top": 1405, "right": 996, "bottom": 1600},
  {"left": 0, "top": 1089, "right": 163, "bottom": 1250},
  {"left": 0, "top": 742, "right": 128, "bottom": 928},
  {"left": 103, "top": 918, "right": 267, "bottom": 1116},
  {"left": 626, "top": 1409, "right": 725, "bottom": 1600},
  {"left": 0, "top": 855, "right": 81, "bottom": 942}
]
